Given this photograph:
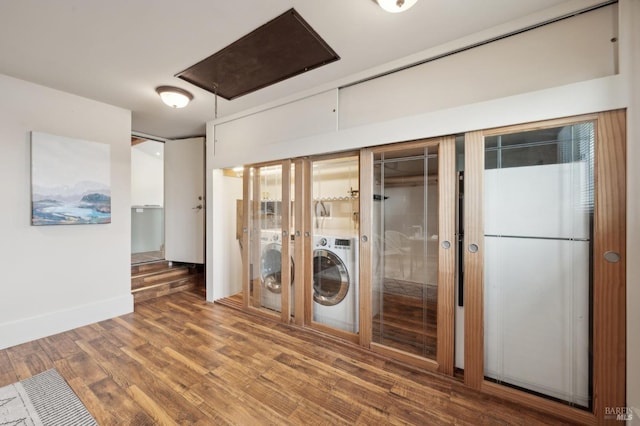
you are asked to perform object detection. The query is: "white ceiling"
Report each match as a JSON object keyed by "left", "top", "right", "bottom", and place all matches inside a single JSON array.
[{"left": 0, "top": 0, "right": 574, "bottom": 139}]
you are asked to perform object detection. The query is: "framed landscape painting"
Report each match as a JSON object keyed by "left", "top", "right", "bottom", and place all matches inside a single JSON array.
[{"left": 31, "top": 132, "right": 111, "bottom": 225}]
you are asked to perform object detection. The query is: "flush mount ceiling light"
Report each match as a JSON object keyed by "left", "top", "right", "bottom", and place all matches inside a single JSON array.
[
  {"left": 376, "top": 0, "right": 418, "bottom": 13},
  {"left": 156, "top": 86, "right": 193, "bottom": 108}
]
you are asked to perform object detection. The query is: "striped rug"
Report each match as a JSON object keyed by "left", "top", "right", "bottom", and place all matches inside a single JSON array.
[{"left": 0, "top": 369, "right": 97, "bottom": 426}]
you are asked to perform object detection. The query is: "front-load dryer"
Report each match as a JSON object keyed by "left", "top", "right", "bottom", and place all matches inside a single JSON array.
[
  {"left": 312, "top": 235, "right": 359, "bottom": 333},
  {"left": 260, "top": 230, "right": 294, "bottom": 312}
]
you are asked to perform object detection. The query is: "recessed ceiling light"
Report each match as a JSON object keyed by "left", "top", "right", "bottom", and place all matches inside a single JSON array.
[
  {"left": 376, "top": 0, "right": 418, "bottom": 13},
  {"left": 156, "top": 86, "right": 193, "bottom": 108}
]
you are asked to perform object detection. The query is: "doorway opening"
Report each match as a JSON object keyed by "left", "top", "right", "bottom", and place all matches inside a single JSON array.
[{"left": 130, "top": 136, "right": 207, "bottom": 303}]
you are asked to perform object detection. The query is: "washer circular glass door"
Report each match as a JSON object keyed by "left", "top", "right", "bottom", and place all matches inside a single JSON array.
[
  {"left": 261, "top": 243, "right": 294, "bottom": 294},
  {"left": 313, "top": 249, "right": 350, "bottom": 306}
]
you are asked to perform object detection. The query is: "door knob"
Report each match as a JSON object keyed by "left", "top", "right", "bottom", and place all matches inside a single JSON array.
[{"left": 192, "top": 204, "right": 203, "bottom": 210}]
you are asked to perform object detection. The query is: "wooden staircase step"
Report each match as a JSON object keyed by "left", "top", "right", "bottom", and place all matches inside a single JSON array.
[
  {"left": 131, "top": 260, "right": 172, "bottom": 275},
  {"left": 131, "top": 261, "right": 205, "bottom": 303},
  {"left": 132, "top": 275, "right": 201, "bottom": 303},
  {"left": 131, "top": 266, "right": 191, "bottom": 290}
]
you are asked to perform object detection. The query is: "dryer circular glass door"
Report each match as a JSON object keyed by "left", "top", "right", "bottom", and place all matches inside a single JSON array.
[
  {"left": 313, "top": 249, "right": 350, "bottom": 306},
  {"left": 261, "top": 243, "right": 294, "bottom": 294}
]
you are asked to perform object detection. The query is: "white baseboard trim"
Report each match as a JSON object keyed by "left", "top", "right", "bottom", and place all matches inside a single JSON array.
[{"left": 0, "top": 294, "right": 134, "bottom": 350}]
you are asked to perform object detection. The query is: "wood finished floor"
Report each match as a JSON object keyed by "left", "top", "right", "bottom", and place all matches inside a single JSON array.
[{"left": 0, "top": 290, "right": 580, "bottom": 425}]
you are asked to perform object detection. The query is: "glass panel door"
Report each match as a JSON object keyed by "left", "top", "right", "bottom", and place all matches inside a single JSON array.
[
  {"left": 462, "top": 111, "right": 625, "bottom": 422},
  {"left": 309, "top": 155, "right": 360, "bottom": 336},
  {"left": 482, "top": 123, "right": 594, "bottom": 408},
  {"left": 368, "top": 138, "right": 456, "bottom": 368},
  {"left": 246, "top": 162, "right": 292, "bottom": 317},
  {"left": 372, "top": 145, "right": 439, "bottom": 359}
]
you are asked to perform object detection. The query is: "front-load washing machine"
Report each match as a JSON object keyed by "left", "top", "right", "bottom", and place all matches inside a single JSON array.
[
  {"left": 312, "top": 235, "right": 359, "bottom": 333},
  {"left": 260, "top": 229, "right": 294, "bottom": 312}
]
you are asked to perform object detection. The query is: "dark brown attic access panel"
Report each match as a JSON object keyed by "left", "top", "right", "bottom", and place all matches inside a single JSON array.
[{"left": 176, "top": 8, "right": 339, "bottom": 100}]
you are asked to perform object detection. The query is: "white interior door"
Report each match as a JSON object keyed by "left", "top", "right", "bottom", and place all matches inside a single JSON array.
[{"left": 165, "top": 137, "right": 205, "bottom": 264}]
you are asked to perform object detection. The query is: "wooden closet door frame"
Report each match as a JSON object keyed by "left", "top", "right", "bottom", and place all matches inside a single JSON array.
[
  {"left": 279, "top": 160, "right": 292, "bottom": 322},
  {"left": 242, "top": 164, "right": 260, "bottom": 310},
  {"left": 292, "top": 158, "right": 308, "bottom": 327},
  {"left": 463, "top": 110, "right": 626, "bottom": 425},
  {"left": 359, "top": 149, "right": 373, "bottom": 349},
  {"left": 361, "top": 136, "right": 457, "bottom": 373}
]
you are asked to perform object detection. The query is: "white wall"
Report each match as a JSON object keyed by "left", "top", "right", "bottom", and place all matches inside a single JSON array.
[
  {"left": 619, "top": 0, "right": 640, "bottom": 420},
  {"left": 0, "top": 73, "right": 133, "bottom": 350},
  {"left": 210, "top": 170, "right": 243, "bottom": 300},
  {"left": 215, "top": 90, "right": 337, "bottom": 161},
  {"left": 206, "top": 0, "right": 638, "bottom": 414},
  {"left": 339, "top": 4, "right": 616, "bottom": 130}
]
